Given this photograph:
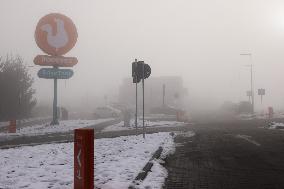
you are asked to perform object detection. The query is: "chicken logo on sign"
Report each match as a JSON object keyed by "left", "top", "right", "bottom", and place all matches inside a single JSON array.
[{"left": 35, "top": 13, "right": 78, "bottom": 56}]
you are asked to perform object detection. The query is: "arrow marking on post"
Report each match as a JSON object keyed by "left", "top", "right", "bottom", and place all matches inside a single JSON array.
[{"left": 76, "top": 148, "right": 82, "bottom": 179}]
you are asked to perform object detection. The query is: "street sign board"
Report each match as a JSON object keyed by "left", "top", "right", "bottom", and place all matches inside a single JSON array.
[
  {"left": 35, "top": 13, "right": 78, "bottom": 56},
  {"left": 258, "top": 89, "right": 265, "bottom": 95},
  {"left": 34, "top": 55, "right": 78, "bottom": 67},
  {"left": 38, "top": 68, "right": 74, "bottom": 79}
]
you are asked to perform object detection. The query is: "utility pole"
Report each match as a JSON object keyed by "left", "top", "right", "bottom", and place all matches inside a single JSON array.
[
  {"left": 250, "top": 63, "right": 254, "bottom": 113},
  {"left": 240, "top": 53, "right": 254, "bottom": 114}
]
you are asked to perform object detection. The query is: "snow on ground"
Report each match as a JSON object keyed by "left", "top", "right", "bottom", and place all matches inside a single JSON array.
[
  {"left": 0, "top": 117, "right": 51, "bottom": 128},
  {"left": 0, "top": 121, "right": 9, "bottom": 128},
  {"left": 0, "top": 119, "right": 114, "bottom": 137},
  {"left": 102, "top": 119, "right": 187, "bottom": 132},
  {"left": 268, "top": 122, "right": 284, "bottom": 130},
  {"left": 143, "top": 114, "right": 177, "bottom": 120},
  {"left": 0, "top": 132, "right": 175, "bottom": 189}
]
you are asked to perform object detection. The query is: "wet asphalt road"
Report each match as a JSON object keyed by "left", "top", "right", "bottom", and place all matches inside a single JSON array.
[{"left": 164, "top": 119, "right": 284, "bottom": 189}]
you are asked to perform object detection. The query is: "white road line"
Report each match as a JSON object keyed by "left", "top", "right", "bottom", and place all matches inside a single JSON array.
[{"left": 236, "top": 134, "right": 261, "bottom": 146}]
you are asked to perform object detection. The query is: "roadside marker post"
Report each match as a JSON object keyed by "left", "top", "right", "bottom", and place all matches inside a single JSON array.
[
  {"left": 74, "top": 129, "right": 94, "bottom": 189},
  {"left": 8, "top": 120, "right": 16, "bottom": 133}
]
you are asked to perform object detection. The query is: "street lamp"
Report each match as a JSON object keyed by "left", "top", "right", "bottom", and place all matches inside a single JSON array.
[{"left": 240, "top": 53, "right": 254, "bottom": 114}]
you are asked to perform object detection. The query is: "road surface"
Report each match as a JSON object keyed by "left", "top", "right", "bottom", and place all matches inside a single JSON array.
[{"left": 164, "top": 119, "right": 284, "bottom": 189}]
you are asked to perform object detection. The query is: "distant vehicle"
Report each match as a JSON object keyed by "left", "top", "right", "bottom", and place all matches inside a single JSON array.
[{"left": 93, "top": 106, "right": 121, "bottom": 119}]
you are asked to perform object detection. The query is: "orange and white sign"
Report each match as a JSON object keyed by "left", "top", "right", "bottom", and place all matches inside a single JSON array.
[
  {"left": 34, "top": 55, "right": 78, "bottom": 67},
  {"left": 35, "top": 13, "right": 78, "bottom": 56}
]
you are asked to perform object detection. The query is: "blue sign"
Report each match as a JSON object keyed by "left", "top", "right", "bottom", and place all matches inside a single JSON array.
[{"left": 38, "top": 68, "right": 74, "bottom": 79}]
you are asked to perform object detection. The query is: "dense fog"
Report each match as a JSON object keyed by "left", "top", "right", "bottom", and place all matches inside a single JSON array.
[{"left": 1, "top": 0, "right": 284, "bottom": 115}]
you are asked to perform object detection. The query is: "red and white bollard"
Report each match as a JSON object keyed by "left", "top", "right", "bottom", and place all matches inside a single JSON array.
[
  {"left": 74, "top": 128, "right": 94, "bottom": 189},
  {"left": 8, "top": 120, "right": 16, "bottom": 133}
]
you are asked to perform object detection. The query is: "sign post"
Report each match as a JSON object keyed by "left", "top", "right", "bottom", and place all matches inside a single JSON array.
[
  {"left": 74, "top": 129, "right": 94, "bottom": 189},
  {"left": 258, "top": 88, "right": 265, "bottom": 104},
  {"left": 34, "top": 13, "right": 78, "bottom": 125}
]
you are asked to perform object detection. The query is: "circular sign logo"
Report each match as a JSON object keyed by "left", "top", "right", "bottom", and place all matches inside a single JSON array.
[{"left": 35, "top": 13, "right": 78, "bottom": 56}]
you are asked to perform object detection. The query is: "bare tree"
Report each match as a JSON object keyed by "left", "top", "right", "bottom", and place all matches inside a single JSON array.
[{"left": 0, "top": 54, "right": 36, "bottom": 120}]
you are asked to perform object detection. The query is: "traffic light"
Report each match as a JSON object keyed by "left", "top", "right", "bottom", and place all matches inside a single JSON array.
[
  {"left": 132, "top": 62, "right": 137, "bottom": 78},
  {"left": 132, "top": 61, "right": 151, "bottom": 83},
  {"left": 132, "top": 61, "right": 141, "bottom": 83},
  {"left": 143, "top": 64, "right": 151, "bottom": 79}
]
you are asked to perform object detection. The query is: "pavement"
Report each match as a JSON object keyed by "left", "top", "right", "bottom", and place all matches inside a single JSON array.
[{"left": 163, "top": 119, "right": 284, "bottom": 189}]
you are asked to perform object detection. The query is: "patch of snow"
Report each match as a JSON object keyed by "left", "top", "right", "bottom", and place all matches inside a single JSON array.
[
  {"left": 0, "top": 132, "right": 175, "bottom": 189},
  {"left": 0, "top": 117, "right": 51, "bottom": 128},
  {"left": 268, "top": 122, "right": 284, "bottom": 130},
  {"left": 0, "top": 121, "right": 9, "bottom": 128},
  {"left": 173, "top": 131, "right": 195, "bottom": 138},
  {"left": 102, "top": 120, "right": 187, "bottom": 132}
]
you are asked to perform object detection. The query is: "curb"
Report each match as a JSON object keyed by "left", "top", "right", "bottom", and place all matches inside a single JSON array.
[{"left": 129, "top": 146, "right": 163, "bottom": 189}]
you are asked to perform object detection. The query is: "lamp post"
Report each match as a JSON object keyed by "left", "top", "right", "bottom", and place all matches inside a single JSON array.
[{"left": 240, "top": 53, "right": 254, "bottom": 114}]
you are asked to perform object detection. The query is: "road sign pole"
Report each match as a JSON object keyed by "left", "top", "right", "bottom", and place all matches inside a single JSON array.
[
  {"left": 51, "top": 67, "right": 59, "bottom": 125},
  {"left": 142, "top": 63, "right": 145, "bottom": 139}
]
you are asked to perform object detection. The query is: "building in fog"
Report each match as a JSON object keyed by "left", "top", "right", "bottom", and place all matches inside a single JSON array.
[{"left": 118, "top": 76, "right": 188, "bottom": 112}]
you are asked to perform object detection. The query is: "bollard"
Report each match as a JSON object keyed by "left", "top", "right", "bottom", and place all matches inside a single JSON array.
[
  {"left": 74, "top": 128, "right": 94, "bottom": 189},
  {"left": 176, "top": 111, "right": 185, "bottom": 122},
  {"left": 9, "top": 120, "right": 16, "bottom": 133},
  {"left": 268, "top": 107, "right": 274, "bottom": 119}
]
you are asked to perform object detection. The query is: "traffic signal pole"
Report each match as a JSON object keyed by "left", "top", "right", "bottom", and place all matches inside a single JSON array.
[
  {"left": 132, "top": 59, "right": 151, "bottom": 139},
  {"left": 142, "top": 63, "right": 145, "bottom": 139},
  {"left": 134, "top": 59, "right": 138, "bottom": 135},
  {"left": 135, "top": 74, "right": 138, "bottom": 134}
]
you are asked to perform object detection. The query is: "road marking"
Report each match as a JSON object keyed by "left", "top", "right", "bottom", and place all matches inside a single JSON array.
[{"left": 236, "top": 134, "right": 261, "bottom": 146}]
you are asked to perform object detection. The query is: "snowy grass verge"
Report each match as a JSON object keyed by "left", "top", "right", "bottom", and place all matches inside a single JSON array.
[
  {"left": 102, "top": 120, "right": 187, "bottom": 132},
  {"left": 268, "top": 122, "right": 284, "bottom": 130},
  {"left": 0, "top": 132, "right": 175, "bottom": 189},
  {"left": 0, "top": 119, "right": 114, "bottom": 137}
]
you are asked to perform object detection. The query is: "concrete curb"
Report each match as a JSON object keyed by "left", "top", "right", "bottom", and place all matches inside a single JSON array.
[{"left": 129, "top": 146, "right": 163, "bottom": 189}]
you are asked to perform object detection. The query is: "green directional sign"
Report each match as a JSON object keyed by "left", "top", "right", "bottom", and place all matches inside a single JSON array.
[{"left": 38, "top": 68, "right": 74, "bottom": 79}]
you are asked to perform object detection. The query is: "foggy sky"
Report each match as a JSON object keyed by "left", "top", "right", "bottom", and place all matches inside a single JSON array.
[{"left": 1, "top": 0, "right": 284, "bottom": 111}]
